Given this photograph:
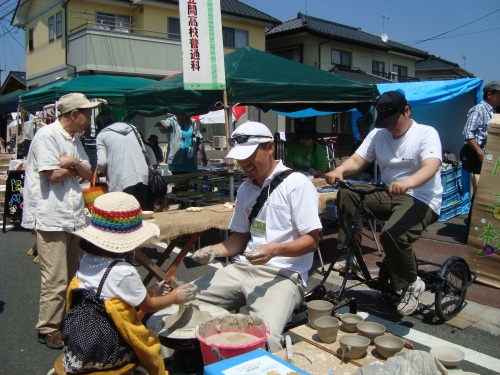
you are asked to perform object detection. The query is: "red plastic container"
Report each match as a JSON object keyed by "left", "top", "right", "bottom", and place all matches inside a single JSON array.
[{"left": 195, "top": 314, "right": 271, "bottom": 366}]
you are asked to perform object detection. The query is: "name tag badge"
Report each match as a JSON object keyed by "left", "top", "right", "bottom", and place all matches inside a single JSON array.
[{"left": 251, "top": 220, "right": 266, "bottom": 234}]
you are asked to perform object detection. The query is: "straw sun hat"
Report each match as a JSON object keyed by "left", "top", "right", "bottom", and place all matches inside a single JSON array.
[{"left": 74, "top": 192, "right": 160, "bottom": 253}]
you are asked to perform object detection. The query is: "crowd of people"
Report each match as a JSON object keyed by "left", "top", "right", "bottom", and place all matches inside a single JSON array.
[{"left": 16, "top": 82, "right": 498, "bottom": 373}]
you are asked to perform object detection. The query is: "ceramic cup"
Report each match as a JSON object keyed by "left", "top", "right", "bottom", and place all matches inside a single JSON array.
[
  {"left": 314, "top": 316, "right": 340, "bottom": 343},
  {"left": 339, "top": 335, "right": 370, "bottom": 359},
  {"left": 307, "top": 300, "right": 334, "bottom": 329},
  {"left": 340, "top": 313, "right": 364, "bottom": 332}
]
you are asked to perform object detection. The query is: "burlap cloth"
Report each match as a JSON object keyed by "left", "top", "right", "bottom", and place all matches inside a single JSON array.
[{"left": 152, "top": 204, "right": 233, "bottom": 242}]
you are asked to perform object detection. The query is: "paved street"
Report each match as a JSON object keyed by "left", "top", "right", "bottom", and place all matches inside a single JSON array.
[{"left": 1, "top": 214, "right": 499, "bottom": 374}]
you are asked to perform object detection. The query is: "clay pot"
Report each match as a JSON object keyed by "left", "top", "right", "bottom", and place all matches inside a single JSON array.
[
  {"left": 314, "top": 316, "right": 340, "bottom": 343},
  {"left": 340, "top": 313, "right": 364, "bottom": 332},
  {"left": 307, "top": 300, "right": 333, "bottom": 329},
  {"left": 339, "top": 335, "right": 370, "bottom": 359}
]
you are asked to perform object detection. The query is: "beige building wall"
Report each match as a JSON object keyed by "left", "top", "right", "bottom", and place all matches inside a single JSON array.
[{"left": 25, "top": 2, "right": 66, "bottom": 85}]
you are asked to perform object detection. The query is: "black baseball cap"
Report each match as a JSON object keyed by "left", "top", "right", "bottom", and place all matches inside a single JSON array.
[{"left": 375, "top": 91, "right": 409, "bottom": 128}]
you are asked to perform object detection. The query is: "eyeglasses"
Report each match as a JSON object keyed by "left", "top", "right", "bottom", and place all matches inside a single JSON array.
[{"left": 229, "top": 134, "right": 273, "bottom": 146}]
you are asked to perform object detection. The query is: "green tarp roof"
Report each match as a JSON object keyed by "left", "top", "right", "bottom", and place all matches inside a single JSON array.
[
  {"left": 19, "top": 75, "right": 156, "bottom": 109},
  {"left": 0, "top": 89, "right": 26, "bottom": 113},
  {"left": 124, "top": 46, "right": 378, "bottom": 118}
]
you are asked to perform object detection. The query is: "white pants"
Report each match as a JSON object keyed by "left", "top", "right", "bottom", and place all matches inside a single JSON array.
[{"left": 193, "top": 261, "right": 304, "bottom": 352}]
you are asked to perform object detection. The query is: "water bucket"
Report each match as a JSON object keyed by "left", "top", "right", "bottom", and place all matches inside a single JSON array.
[{"left": 195, "top": 314, "right": 270, "bottom": 366}]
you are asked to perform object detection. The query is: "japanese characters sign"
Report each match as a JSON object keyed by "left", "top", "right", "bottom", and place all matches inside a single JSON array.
[
  {"left": 179, "top": 0, "right": 226, "bottom": 90},
  {"left": 3, "top": 170, "right": 24, "bottom": 232},
  {"left": 467, "top": 114, "right": 500, "bottom": 288}
]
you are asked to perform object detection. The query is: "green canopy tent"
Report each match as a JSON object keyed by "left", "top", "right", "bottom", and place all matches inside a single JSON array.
[
  {"left": 124, "top": 46, "right": 378, "bottom": 119},
  {"left": 0, "top": 89, "right": 26, "bottom": 113},
  {"left": 19, "top": 75, "right": 156, "bottom": 113}
]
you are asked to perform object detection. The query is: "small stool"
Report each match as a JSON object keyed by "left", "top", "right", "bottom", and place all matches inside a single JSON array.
[{"left": 48, "top": 354, "right": 148, "bottom": 375}]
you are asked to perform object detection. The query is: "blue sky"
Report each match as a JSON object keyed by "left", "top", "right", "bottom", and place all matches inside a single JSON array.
[
  {"left": 242, "top": 0, "right": 499, "bottom": 84},
  {"left": 0, "top": 0, "right": 498, "bottom": 86}
]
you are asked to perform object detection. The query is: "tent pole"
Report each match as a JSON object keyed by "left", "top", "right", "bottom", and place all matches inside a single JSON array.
[{"left": 223, "top": 90, "right": 235, "bottom": 202}]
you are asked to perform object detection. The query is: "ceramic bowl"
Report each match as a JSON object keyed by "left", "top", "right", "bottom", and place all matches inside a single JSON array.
[
  {"left": 430, "top": 346, "right": 465, "bottom": 368},
  {"left": 374, "top": 335, "right": 404, "bottom": 358},
  {"left": 142, "top": 211, "right": 154, "bottom": 220},
  {"left": 340, "top": 313, "right": 364, "bottom": 332},
  {"left": 356, "top": 321, "right": 386, "bottom": 343}
]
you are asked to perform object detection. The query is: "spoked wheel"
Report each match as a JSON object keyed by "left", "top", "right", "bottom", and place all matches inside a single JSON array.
[{"left": 435, "top": 256, "right": 471, "bottom": 321}]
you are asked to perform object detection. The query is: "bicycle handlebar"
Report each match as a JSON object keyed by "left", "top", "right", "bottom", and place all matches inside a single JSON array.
[
  {"left": 318, "top": 136, "right": 338, "bottom": 143},
  {"left": 333, "top": 179, "right": 388, "bottom": 195}
]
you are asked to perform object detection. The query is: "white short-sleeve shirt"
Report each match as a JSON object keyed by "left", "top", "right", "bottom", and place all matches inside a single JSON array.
[
  {"left": 356, "top": 121, "right": 443, "bottom": 214},
  {"left": 22, "top": 120, "right": 91, "bottom": 231},
  {"left": 230, "top": 161, "right": 323, "bottom": 282}
]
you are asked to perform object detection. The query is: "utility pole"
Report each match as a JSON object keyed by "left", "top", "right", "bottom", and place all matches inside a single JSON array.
[{"left": 462, "top": 55, "right": 467, "bottom": 69}]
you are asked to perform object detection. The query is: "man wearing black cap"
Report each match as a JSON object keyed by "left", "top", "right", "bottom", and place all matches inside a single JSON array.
[
  {"left": 146, "top": 134, "right": 164, "bottom": 164},
  {"left": 326, "top": 90, "right": 443, "bottom": 316}
]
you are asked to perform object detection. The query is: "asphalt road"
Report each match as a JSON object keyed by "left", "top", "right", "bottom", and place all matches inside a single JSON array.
[{"left": 1, "top": 225, "right": 499, "bottom": 374}]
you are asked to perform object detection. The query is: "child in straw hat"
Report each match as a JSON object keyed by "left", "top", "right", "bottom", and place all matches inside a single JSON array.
[{"left": 62, "top": 192, "right": 197, "bottom": 375}]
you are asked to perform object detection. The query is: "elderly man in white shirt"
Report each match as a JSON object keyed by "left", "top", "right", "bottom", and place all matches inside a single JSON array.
[{"left": 22, "top": 93, "right": 101, "bottom": 349}]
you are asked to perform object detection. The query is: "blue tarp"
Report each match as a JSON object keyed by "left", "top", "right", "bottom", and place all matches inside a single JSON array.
[
  {"left": 272, "top": 78, "right": 483, "bottom": 118},
  {"left": 376, "top": 78, "right": 483, "bottom": 107}
]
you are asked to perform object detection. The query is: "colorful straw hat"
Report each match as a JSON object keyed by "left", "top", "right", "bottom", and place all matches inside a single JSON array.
[{"left": 73, "top": 192, "right": 159, "bottom": 253}]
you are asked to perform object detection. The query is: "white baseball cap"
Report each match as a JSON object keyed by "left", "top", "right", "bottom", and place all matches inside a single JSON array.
[{"left": 226, "top": 121, "right": 274, "bottom": 160}]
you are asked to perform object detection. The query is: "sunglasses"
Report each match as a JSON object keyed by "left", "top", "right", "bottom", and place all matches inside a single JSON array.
[{"left": 229, "top": 134, "right": 273, "bottom": 146}]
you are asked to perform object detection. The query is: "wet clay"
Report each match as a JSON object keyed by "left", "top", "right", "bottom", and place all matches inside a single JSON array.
[
  {"left": 162, "top": 303, "right": 213, "bottom": 332},
  {"left": 205, "top": 331, "right": 259, "bottom": 345}
]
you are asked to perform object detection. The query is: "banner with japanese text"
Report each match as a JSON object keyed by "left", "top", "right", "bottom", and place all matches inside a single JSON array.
[{"left": 179, "top": 0, "right": 226, "bottom": 90}]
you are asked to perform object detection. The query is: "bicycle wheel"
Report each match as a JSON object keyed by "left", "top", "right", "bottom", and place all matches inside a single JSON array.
[{"left": 435, "top": 256, "right": 470, "bottom": 321}]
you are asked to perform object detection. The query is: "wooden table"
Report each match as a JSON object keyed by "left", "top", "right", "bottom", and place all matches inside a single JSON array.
[
  {"left": 135, "top": 204, "right": 234, "bottom": 286},
  {"left": 273, "top": 323, "right": 410, "bottom": 375}
]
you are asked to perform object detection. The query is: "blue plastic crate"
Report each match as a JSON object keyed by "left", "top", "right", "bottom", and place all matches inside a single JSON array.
[
  {"left": 438, "top": 203, "right": 464, "bottom": 222},
  {"left": 441, "top": 186, "right": 461, "bottom": 208},
  {"left": 441, "top": 164, "right": 462, "bottom": 192}
]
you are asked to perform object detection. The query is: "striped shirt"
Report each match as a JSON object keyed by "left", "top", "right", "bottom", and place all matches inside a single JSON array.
[{"left": 462, "top": 100, "right": 494, "bottom": 149}]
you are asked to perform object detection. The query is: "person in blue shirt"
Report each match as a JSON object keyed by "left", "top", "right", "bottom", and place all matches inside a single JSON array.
[{"left": 154, "top": 115, "right": 207, "bottom": 174}]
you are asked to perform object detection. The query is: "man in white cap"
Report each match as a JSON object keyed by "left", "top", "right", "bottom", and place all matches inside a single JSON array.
[
  {"left": 22, "top": 92, "right": 102, "bottom": 348},
  {"left": 190, "top": 121, "right": 322, "bottom": 352}
]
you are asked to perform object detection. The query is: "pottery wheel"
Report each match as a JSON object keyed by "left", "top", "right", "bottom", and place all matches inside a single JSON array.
[{"left": 155, "top": 301, "right": 229, "bottom": 339}]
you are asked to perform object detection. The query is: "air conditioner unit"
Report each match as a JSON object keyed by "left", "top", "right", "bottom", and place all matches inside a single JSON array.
[
  {"left": 389, "top": 72, "right": 398, "bottom": 82},
  {"left": 212, "top": 136, "right": 226, "bottom": 150}
]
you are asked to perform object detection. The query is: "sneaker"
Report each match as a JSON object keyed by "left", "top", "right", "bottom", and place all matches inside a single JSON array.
[
  {"left": 397, "top": 279, "right": 426, "bottom": 316},
  {"left": 38, "top": 330, "right": 63, "bottom": 349}
]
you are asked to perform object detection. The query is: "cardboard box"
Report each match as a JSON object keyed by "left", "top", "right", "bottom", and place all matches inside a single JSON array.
[
  {"left": 203, "top": 348, "right": 309, "bottom": 375},
  {"left": 467, "top": 114, "right": 500, "bottom": 289}
]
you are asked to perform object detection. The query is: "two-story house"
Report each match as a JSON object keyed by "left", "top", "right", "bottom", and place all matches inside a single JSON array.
[{"left": 12, "top": 0, "right": 279, "bottom": 89}]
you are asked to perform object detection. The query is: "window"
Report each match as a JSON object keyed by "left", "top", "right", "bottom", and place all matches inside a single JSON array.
[
  {"left": 222, "top": 27, "right": 248, "bottom": 49},
  {"left": 393, "top": 64, "right": 408, "bottom": 79},
  {"left": 95, "top": 12, "right": 132, "bottom": 33},
  {"left": 168, "top": 17, "right": 181, "bottom": 40},
  {"left": 272, "top": 47, "right": 302, "bottom": 63},
  {"left": 56, "top": 12, "right": 62, "bottom": 38},
  {"left": 28, "top": 28, "right": 34, "bottom": 51},
  {"left": 331, "top": 49, "right": 352, "bottom": 67},
  {"left": 372, "top": 61, "right": 385, "bottom": 77},
  {"left": 48, "top": 16, "right": 54, "bottom": 42}
]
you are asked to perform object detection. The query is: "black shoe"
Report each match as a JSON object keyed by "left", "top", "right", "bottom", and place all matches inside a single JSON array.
[{"left": 38, "top": 330, "right": 63, "bottom": 349}]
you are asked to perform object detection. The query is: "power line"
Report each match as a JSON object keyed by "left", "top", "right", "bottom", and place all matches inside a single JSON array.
[
  {"left": 410, "top": 7, "right": 500, "bottom": 46},
  {"left": 406, "top": 27, "right": 500, "bottom": 43}
]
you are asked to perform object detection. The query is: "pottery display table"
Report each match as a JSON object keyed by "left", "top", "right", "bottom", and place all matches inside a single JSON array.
[{"left": 274, "top": 323, "right": 411, "bottom": 374}]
